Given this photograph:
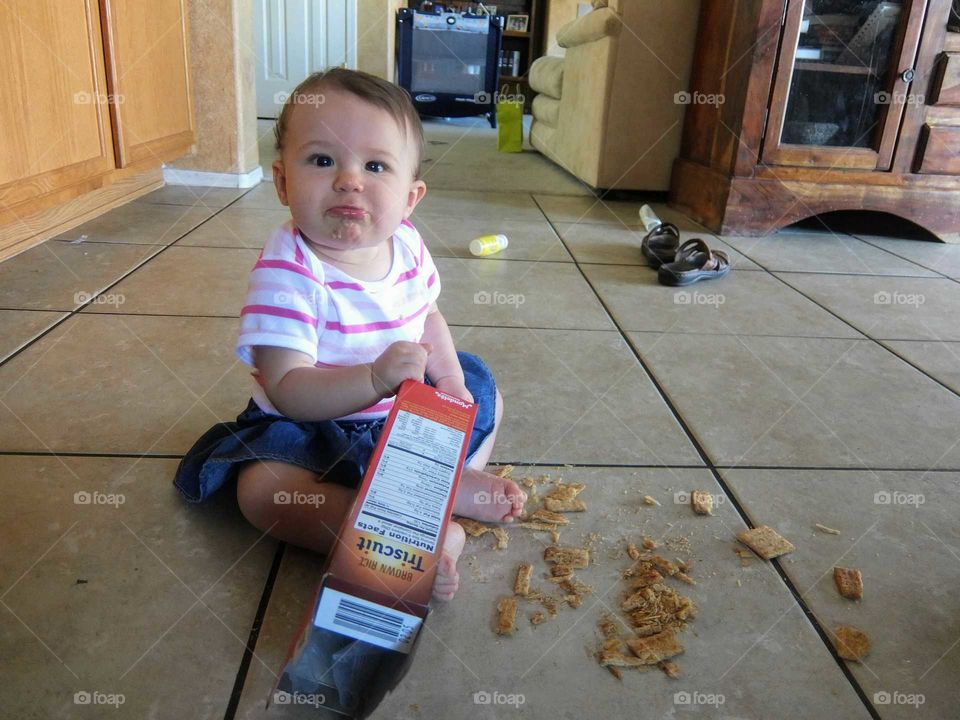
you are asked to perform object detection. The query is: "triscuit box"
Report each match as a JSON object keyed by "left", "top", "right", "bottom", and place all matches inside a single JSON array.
[{"left": 271, "top": 379, "right": 477, "bottom": 718}]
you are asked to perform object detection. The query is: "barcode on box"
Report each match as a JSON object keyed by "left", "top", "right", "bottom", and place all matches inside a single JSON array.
[{"left": 314, "top": 588, "right": 422, "bottom": 653}]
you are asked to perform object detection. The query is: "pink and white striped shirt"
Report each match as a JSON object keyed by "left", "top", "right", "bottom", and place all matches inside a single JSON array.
[{"left": 237, "top": 219, "right": 441, "bottom": 421}]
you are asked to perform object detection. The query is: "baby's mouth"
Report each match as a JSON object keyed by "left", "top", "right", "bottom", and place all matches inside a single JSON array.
[{"left": 326, "top": 206, "right": 368, "bottom": 220}]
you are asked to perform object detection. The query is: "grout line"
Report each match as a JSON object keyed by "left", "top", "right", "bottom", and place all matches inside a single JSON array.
[
  {"left": 3, "top": 451, "right": 960, "bottom": 474},
  {"left": 853, "top": 234, "right": 960, "bottom": 286},
  {"left": 0, "top": 188, "right": 259, "bottom": 371},
  {"left": 533, "top": 195, "right": 883, "bottom": 719},
  {"left": 223, "top": 542, "right": 286, "bottom": 720},
  {"left": 763, "top": 268, "right": 960, "bottom": 402}
]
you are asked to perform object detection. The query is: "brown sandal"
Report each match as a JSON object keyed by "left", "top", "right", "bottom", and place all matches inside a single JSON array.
[{"left": 657, "top": 238, "right": 730, "bottom": 287}]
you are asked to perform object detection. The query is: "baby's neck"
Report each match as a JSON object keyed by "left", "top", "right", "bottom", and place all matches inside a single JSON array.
[{"left": 305, "top": 235, "right": 394, "bottom": 282}]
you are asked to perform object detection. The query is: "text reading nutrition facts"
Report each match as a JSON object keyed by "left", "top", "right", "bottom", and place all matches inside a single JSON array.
[{"left": 354, "top": 409, "right": 466, "bottom": 554}]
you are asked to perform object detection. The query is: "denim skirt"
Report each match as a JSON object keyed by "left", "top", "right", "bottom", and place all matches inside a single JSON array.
[{"left": 173, "top": 351, "right": 497, "bottom": 502}]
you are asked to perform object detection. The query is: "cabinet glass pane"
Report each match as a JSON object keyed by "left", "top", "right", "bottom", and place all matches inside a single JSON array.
[{"left": 782, "top": 0, "right": 902, "bottom": 147}]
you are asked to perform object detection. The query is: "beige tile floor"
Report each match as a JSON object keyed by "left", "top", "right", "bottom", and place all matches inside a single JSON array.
[{"left": 3, "top": 115, "right": 960, "bottom": 720}]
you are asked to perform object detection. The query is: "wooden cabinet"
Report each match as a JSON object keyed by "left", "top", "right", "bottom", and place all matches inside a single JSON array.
[
  {"left": 670, "top": 0, "right": 960, "bottom": 243},
  {"left": 99, "top": 0, "right": 194, "bottom": 167},
  {"left": 0, "top": 0, "right": 194, "bottom": 248},
  {"left": 0, "top": 0, "right": 116, "bottom": 221}
]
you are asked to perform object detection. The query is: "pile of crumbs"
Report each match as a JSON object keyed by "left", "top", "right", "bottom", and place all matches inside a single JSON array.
[
  {"left": 490, "top": 468, "right": 594, "bottom": 634},
  {"left": 595, "top": 545, "right": 697, "bottom": 679}
]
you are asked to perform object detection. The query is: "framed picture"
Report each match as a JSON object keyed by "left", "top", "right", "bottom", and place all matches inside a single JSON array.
[{"left": 505, "top": 14, "right": 529, "bottom": 32}]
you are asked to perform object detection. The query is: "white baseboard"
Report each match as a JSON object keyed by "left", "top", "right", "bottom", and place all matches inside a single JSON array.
[{"left": 161, "top": 165, "right": 264, "bottom": 188}]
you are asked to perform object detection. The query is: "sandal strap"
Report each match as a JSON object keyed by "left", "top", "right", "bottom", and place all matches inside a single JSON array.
[
  {"left": 676, "top": 238, "right": 729, "bottom": 271},
  {"left": 644, "top": 223, "right": 681, "bottom": 242}
]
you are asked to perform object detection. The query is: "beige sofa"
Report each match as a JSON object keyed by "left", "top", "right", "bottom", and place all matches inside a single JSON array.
[{"left": 528, "top": 0, "right": 701, "bottom": 192}]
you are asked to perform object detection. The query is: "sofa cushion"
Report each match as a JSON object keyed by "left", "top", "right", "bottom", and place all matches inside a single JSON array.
[
  {"left": 557, "top": 7, "right": 620, "bottom": 48},
  {"left": 528, "top": 56, "right": 564, "bottom": 99},
  {"left": 531, "top": 94, "right": 560, "bottom": 127}
]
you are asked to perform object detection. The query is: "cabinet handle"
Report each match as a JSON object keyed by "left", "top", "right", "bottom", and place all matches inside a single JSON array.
[{"left": 901, "top": 68, "right": 916, "bottom": 82}]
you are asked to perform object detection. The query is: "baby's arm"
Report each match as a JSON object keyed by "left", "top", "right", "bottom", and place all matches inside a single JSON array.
[
  {"left": 254, "top": 342, "right": 430, "bottom": 421},
  {"left": 421, "top": 303, "right": 472, "bottom": 403}
]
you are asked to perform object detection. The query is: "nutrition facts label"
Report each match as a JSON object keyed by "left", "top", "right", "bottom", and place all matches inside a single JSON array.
[{"left": 354, "top": 409, "right": 466, "bottom": 554}]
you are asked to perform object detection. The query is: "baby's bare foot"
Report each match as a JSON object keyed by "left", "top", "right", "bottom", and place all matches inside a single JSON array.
[
  {"left": 453, "top": 467, "right": 528, "bottom": 524},
  {"left": 433, "top": 520, "right": 465, "bottom": 602}
]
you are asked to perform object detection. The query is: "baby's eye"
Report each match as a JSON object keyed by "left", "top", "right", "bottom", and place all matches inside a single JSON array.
[
  {"left": 307, "top": 154, "right": 333, "bottom": 167},
  {"left": 365, "top": 160, "right": 388, "bottom": 173}
]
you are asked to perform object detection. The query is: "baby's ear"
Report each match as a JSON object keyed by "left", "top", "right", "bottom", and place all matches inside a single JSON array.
[
  {"left": 272, "top": 160, "right": 289, "bottom": 206},
  {"left": 404, "top": 180, "right": 426, "bottom": 218}
]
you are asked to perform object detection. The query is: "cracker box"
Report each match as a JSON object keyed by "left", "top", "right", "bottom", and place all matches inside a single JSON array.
[{"left": 271, "top": 380, "right": 477, "bottom": 717}]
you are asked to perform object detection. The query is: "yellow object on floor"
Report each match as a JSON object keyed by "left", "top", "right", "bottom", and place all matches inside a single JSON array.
[{"left": 497, "top": 100, "right": 523, "bottom": 153}]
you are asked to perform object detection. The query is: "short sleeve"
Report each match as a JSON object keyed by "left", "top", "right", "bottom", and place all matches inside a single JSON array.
[
  {"left": 402, "top": 220, "right": 441, "bottom": 305},
  {"left": 236, "top": 248, "right": 327, "bottom": 366}
]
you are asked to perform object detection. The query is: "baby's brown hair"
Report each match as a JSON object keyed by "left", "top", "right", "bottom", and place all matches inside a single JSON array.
[{"left": 274, "top": 67, "right": 426, "bottom": 180}]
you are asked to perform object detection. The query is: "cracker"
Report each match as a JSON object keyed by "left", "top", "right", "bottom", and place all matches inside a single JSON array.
[
  {"left": 457, "top": 517, "right": 491, "bottom": 537},
  {"left": 514, "top": 563, "right": 532, "bottom": 596},
  {"left": 530, "top": 611, "right": 547, "bottom": 626},
  {"left": 650, "top": 555, "right": 681, "bottom": 576},
  {"left": 626, "top": 567, "right": 663, "bottom": 590},
  {"left": 599, "top": 650, "right": 652, "bottom": 669},
  {"left": 642, "top": 495, "right": 660, "bottom": 506},
  {"left": 626, "top": 628, "right": 684, "bottom": 664},
  {"left": 736, "top": 525, "right": 794, "bottom": 560},
  {"left": 833, "top": 567, "right": 863, "bottom": 600},
  {"left": 544, "top": 546, "right": 590, "bottom": 569},
  {"left": 658, "top": 660, "right": 681, "bottom": 678},
  {"left": 493, "top": 465, "right": 514, "bottom": 478},
  {"left": 559, "top": 578, "right": 592, "bottom": 596},
  {"left": 815, "top": 523, "right": 841, "bottom": 535},
  {"left": 690, "top": 490, "right": 713, "bottom": 515},
  {"left": 495, "top": 597, "right": 518, "bottom": 635},
  {"left": 543, "top": 497, "right": 587, "bottom": 513},
  {"left": 832, "top": 625, "right": 871, "bottom": 661},
  {"left": 530, "top": 509, "right": 570, "bottom": 525},
  {"left": 642, "top": 536, "right": 658, "bottom": 550},
  {"left": 626, "top": 543, "right": 641, "bottom": 560},
  {"left": 545, "top": 482, "right": 585, "bottom": 502},
  {"left": 550, "top": 564, "right": 574, "bottom": 579},
  {"left": 492, "top": 528, "right": 509, "bottom": 550}
]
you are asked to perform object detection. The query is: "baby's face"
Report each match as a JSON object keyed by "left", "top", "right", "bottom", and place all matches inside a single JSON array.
[{"left": 273, "top": 86, "right": 425, "bottom": 255}]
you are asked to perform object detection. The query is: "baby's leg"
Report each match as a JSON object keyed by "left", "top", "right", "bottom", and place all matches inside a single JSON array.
[
  {"left": 237, "top": 460, "right": 467, "bottom": 600},
  {"left": 452, "top": 390, "right": 527, "bottom": 523},
  {"left": 236, "top": 460, "right": 357, "bottom": 556}
]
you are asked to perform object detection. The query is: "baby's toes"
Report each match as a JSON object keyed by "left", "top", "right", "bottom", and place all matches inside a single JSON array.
[{"left": 506, "top": 483, "right": 527, "bottom": 516}]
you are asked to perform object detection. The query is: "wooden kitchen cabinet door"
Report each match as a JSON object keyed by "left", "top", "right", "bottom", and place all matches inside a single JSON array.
[
  {"left": 0, "top": 0, "right": 116, "bottom": 217},
  {"left": 99, "top": 0, "right": 195, "bottom": 167}
]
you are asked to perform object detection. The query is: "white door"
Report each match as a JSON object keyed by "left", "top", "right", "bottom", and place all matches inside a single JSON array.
[{"left": 255, "top": 0, "right": 358, "bottom": 119}]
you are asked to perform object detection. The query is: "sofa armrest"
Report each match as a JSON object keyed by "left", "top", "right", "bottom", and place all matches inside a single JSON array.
[{"left": 556, "top": 7, "right": 621, "bottom": 49}]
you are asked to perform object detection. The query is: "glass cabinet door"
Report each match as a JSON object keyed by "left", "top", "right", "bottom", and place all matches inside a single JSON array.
[{"left": 762, "top": 0, "right": 925, "bottom": 170}]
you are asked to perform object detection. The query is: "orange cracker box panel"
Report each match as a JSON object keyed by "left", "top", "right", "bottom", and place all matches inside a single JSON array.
[{"left": 270, "top": 380, "right": 477, "bottom": 718}]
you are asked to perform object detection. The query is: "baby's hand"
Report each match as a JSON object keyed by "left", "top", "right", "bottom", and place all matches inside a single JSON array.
[
  {"left": 434, "top": 376, "right": 474, "bottom": 404},
  {"left": 371, "top": 341, "right": 431, "bottom": 397}
]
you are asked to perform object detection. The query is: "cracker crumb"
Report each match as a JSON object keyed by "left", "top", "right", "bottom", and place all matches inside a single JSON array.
[
  {"left": 690, "top": 490, "right": 713, "bottom": 515},
  {"left": 544, "top": 546, "right": 590, "bottom": 568},
  {"left": 833, "top": 566, "right": 863, "bottom": 600},
  {"left": 737, "top": 525, "right": 794, "bottom": 560},
  {"left": 832, "top": 625, "right": 871, "bottom": 661},
  {"left": 495, "top": 597, "right": 518, "bottom": 635},
  {"left": 514, "top": 563, "right": 532, "bottom": 596}
]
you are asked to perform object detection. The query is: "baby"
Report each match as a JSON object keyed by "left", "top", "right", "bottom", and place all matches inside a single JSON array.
[{"left": 174, "top": 68, "right": 525, "bottom": 601}]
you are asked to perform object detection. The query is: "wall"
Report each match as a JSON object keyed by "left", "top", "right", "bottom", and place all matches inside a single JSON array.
[
  {"left": 357, "top": 0, "right": 406, "bottom": 80},
  {"left": 170, "top": 0, "right": 259, "bottom": 176},
  {"left": 544, "top": 0, "right": 582, "bottom": 56}
]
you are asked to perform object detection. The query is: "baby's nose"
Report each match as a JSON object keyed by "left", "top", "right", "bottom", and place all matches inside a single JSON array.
[{"left": 334, "top": 170, "right": 363, "bottom": 192}]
